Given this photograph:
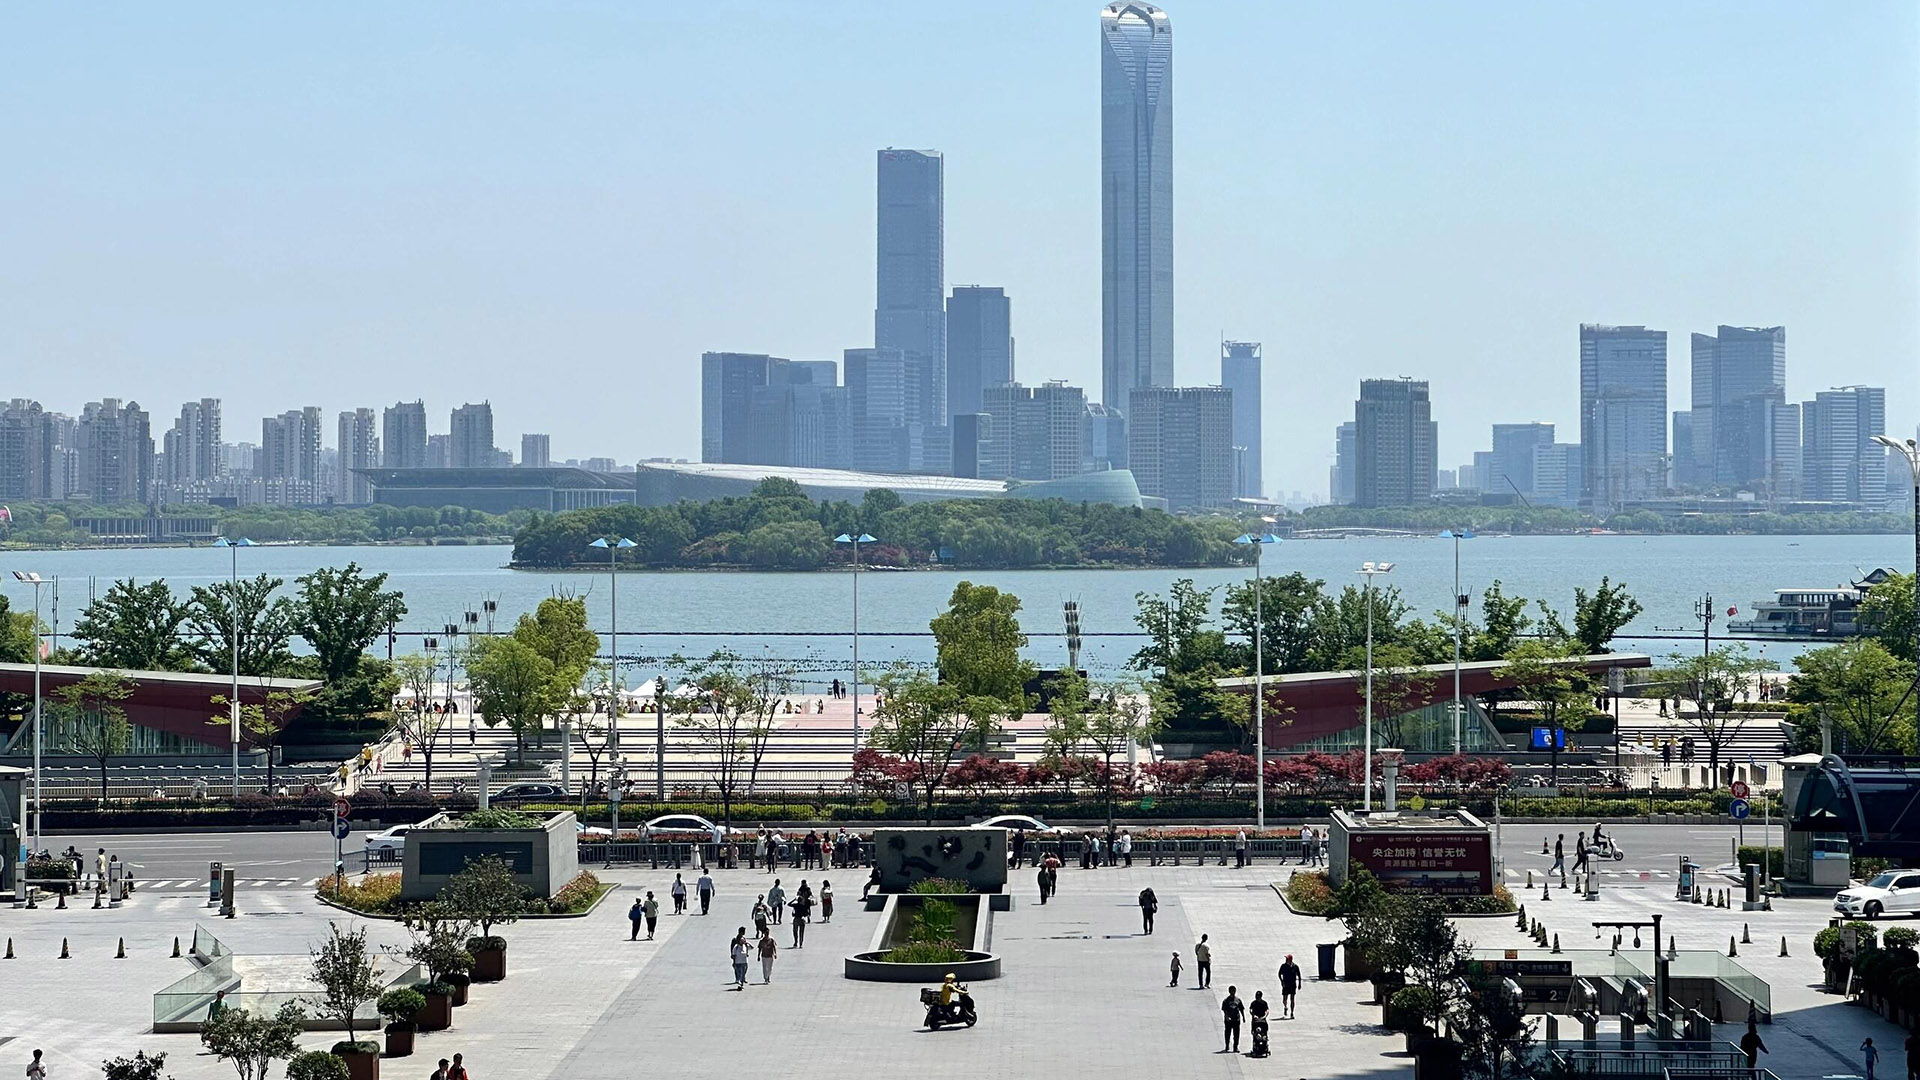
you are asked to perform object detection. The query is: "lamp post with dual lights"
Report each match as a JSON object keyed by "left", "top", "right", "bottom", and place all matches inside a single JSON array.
[
  {"left": 1233, "top": 528, "right": 1281, "bottom": 830},
  {"left": 212, "top": 537, "right": 256, "bottom": 796},
  {"left": 11, "top": 571, "right": 44, "bottom": 850},
  {"left": 834, "top": 534, "right": 877, "bottom": 750},
  {"left": 1873, "top": 435, "right": 1920, "bottom": 667},
  {"left": 588, "top": 537, "right": 637, "bottom": 763},
  {"left": 1356, "top": 561, "right": 1395, "bottom": 812},
  {"left": 1438, "top": 530, "right": 1475, "bottom": 755}
]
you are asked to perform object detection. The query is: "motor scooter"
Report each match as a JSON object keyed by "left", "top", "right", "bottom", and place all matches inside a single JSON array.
[{"left": 920, "top": 985, "right": 977, "bottom": 1029}]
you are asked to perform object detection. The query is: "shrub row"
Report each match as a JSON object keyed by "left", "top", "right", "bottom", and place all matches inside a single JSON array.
[{"left": 1281, "top": 871, "right": 1515, "bottom": 916}]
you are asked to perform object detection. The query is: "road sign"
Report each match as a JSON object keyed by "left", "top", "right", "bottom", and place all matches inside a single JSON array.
[
  {"left": 1730, "top": 780, "right": 1750, "bottom": 800},
  {"left": 1729, "top": 798, "right": 1751, "bottom": 820},
  {"left": 333, "top": 798, "right": 351, "bottom": 819},
  {"left": 331, "top": 816, "right": 352, "bottom": 840}
]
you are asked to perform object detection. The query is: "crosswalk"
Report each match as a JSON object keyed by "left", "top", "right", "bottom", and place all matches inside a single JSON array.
[
  {"left": 1503, "top": 866, "right": 1673, "bottom": 880},
  {"left": 135, "top": 878, "right": 322, "bottom": 891}
]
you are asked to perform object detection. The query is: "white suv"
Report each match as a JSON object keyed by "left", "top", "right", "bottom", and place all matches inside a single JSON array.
[{"left": 1835, "top": 870, "right": 1920, "bottom": 919}]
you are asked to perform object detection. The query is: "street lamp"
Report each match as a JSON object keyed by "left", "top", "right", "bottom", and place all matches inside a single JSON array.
[
  {"left": 1438, "top": 530, "right": 1475, "bottom": 755},
  {"left": 1356, "top": 561, "right": 1395, "bottom": 813},
  {"left": 11, "top": 572, "right": 44, "bottom": 850},
  {"left": 834, "top": 533, "right": 877, "bottom": 750},
  {"left": 587, "top": 537, "right": 637, "bottom": 766},
  {"left": 1872, "top": 435, "right": 1919, "bottom": 665},
  {"left": 212, "top": 537, "right": 256, "bottom": 796},
  {"left": 1234, "top": 526, "right": 1281, "bottom": 830}
]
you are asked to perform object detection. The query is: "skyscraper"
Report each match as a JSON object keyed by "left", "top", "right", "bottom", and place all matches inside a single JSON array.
[
  {"left": 1353, "top": 379, "right": 1436, "bottom": 508},
  {"left": 0, "top": 400, "right": 51, "bottom": 500},
  {"left": 1219, "top": 341, "right": 1261, "bottom": 498},
  {"left": 1802, "top": 385, "right": 1888, "bottom": 509},
  {"left": 1691, "top": 325, "right": 1788, "bottom": 488},
  {"left": 844, "top": 347, "right": 910, "bottom": 473},
  {"left": 76, "top": 399, "right": 153, "bottom": 503},
  {"left": 449, "top": 403, "right": 496, "bottom": 469},
  {"left": 979, "top": 382, "right": 1088, "bottom": 482},
  {"left": 1100, "top": 2, "right": 1174, "bottom": 415},
  {"left": 520, "top": 433, "right": 551, "bottom": 469},
  {"left": 1330, "top": 422, "right": 1356, "bottom": 505},
  {"left": 1488, "top": 422, "right": 1555, "bottom": 499},
  {"left": 875, "top": 149, "right": 945, "bottom": 444},
  {"left": 1579, "top": 324, "right": 1668, "bottom": 509},
  {"left": 261, "top": 407, "right": 322, "bottom": 483},
  {"left": 338, "top": 409, "right": 379, "bottom": 502},
  {"left": 701, "top": 352, "right": 782, "bottom": 464},
  {"left": 1127, "top": 386, "right": 1232, "bottom": 512},
  {"left": 163, "top": 399, "right": 222, "bottom": 487},
  {"left": 946, "top": 286, "right": 1013, "bottom": 421},
  {"left": 382, "top": 401, "right": 428, "bottom": 469}
]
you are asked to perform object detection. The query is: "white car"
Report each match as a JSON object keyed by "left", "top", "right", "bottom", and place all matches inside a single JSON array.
[
  {"left": 643, "top": 814, "right": 738, "bottom": 843},
  {"left": 364, "top": 825, "right": 413, "bottom": 860},
  {"left": 1835, "top": 870, "right": 1920, "bottom": 919},
  {"left": 974, "top": 814, "right": 1057, "bottom": 834}
]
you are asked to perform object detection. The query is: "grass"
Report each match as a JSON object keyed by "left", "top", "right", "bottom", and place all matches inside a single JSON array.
[
  {"left": 906, "top": 877, "right": 970, "bottom": 895},
  {"left": 883, "top": 940, "right": 969, "bottom": 964}
]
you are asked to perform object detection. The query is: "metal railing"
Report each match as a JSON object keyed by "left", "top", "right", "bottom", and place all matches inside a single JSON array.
[{"left": 1548, "top": 1046, "right": 1751, "bottom": 1077}]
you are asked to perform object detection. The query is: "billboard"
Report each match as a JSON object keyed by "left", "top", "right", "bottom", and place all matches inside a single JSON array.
[{"left": 1347, "top": 830, "right": 1494, "bottom": 896}]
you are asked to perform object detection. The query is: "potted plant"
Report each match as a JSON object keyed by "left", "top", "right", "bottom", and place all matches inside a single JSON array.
[
  {"left": 329, "top": 1043, "right": 379, "bottom": 1080},
  {"left": 308, "top": 924, "right": 385, "bottom": 1080},
  {"left": 444, "top": 969, "right": 472, "bottom": 1007},
  {"left": 1389, "top": 985, "right": 1438, "bottom": 1043},
  {"left": 442, "top": 855, "right": 523, "bottom": 983},
  {"left": 287, "top": 1050, "right": 351, "bottom": 1080},
  {"left": 416, "top": 983, "right": 453, "bottom": 1032},
  {"left": 402, "top": 902, "right": 475, "bottom": 1025},
  {"left": 378, "top": 987, "right": 425, "bottom": 1058}
]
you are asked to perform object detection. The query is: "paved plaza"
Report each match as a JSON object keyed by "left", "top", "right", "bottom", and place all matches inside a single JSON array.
[{"left": 0, "top": 856, "right": 1906, "bottom": 1079}]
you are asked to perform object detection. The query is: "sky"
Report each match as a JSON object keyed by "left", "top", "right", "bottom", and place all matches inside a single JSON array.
[{"left": 2, "top": 1, "right": 1915, "bottom": 497}]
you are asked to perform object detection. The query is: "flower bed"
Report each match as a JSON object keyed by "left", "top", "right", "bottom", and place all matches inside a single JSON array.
[
  {"left": 1282, "top": 871, "right": 1515, "bottom": 916},
  {"left": 316, "top": 870, "right": 608, "bottom": 917}
]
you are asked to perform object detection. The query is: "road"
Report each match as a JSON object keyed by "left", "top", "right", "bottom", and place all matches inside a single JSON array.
[{"left": 1493, "top": 821, "right": 1782, "bottom": 881}]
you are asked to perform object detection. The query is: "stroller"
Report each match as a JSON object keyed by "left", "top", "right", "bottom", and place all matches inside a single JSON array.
[{"left": 1249, "top": 1014, "right": 1270, "bottom": 1057}]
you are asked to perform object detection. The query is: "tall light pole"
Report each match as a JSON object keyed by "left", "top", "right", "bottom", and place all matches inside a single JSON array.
[
  {"left": 834, "top": 533, "right": 877, "bottom": 750},
  {"left": 588, "top": 537, "right": 637, "bottom": 767},
  {"left": 1873, "top": 435, "right": 1919, "bottom": 665},
  {"left": 1356, "top": 561, "right": 1395, "bottom": 813},
  {"left": 1438, "top": 530, "right": 1475, "bottom": 755},
  {"left": 11, "top": 572, "right": 44, "bottom": 850},
  {"left": 1234, "top": 527, "right": 1281, "bottom": 829},
  {"left": 212, "top": 537, "right": 255, "bottom": 796}
]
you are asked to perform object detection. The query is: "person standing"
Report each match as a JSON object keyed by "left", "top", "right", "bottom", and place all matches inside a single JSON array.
[
  {"left": 820, "top": 880, "right": 834, "bottom": 923},
  {"left": 1195, "top": 934, "right": 1213, "bottom": 988},
  {"left": 670, "top": 873, "right": 688, "bottom": 915},
  {"left": 94, "top": 847, "right": 108, "bottom": 894},
  {"left": 447, "top": 1053, "right": 469, "bottom": 1080},
  {"left": 1740, "top": 1021, "right": 1768, "bottom": 1076},
  {"left": 208, "top": 989, "right": 229, "bottom": 1020},
  {"left": 1221, "top": 986, "right": 1245, "bottom": 1053},
  {"left": 1011, "top": 828, "right": 1026, "bottom": 869},
  {"left": 1235, "top": 830, "right": 1248, "bottom": 869},
  {"left": 1278, "top": 954, "right": 1301, "bottom": 1019},
  {"left": 758, "top": 928, "right": 779, "bottom": 983},
  {"left": 1138, "top": 887, "right": 1158, "bottom": 934},
  {"left": 25, "top": 1049, "right": 46, "bottom": 1080},
  {"left": 790, "top": 890, "right": 811, "bottom": 948},
  {"left": 766, "top": 880, "right": 785, "bottom": 924},
  {"left": 1864, "top": 1037, "right": 1880, "bottom": 1080},
  {"left": 730, "top": 929, "right": 750, "bottom": 990},
  {"left": 697, "top": 869, "right": 716, "bottom": 915},
  {"left": 628, "top": 898, "right": 644, "bottom": 941},
  {"left": 642, "top": 891, "right": 660, "bottom": 939},
  {"left": 1119, "top": 830, "right": 1133, "bottom": 867},
  {"left": 1168, "top": 951, "right": 1182, "bottom": 987},
  {"left": 430, "top": 1059, "right": 450, "bottom": 1080}
]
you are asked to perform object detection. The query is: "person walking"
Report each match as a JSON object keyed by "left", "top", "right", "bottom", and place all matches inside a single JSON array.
[
  {"left": 1195, "top": 934, "right": 1213, "bottom": 988},
  {"left": 628, "top": 898, "right": 644, "bottom": 941},
  {"left": 697, "top": 869, "right": 716, "bottom": 915},
  {"left": 1037, "top": 863, "right": 1052, "bottom": 905},
  {"left": 1740, "top": 1021, "right": 1768, "bottom": 1076},
  {"left": 1278, "top": 954, "right": 1301, "bottom": 1019},
  {"left": 1865, "top": 1037, "right": 1881, "bottom": 1080},
  {"left": 447, "top": 1053, "right": 470, "bottom": 1080},
  {"left": 820, "top": 880, "right": 834, "bottom": 923},
  {"left": 642, "top": 891, "right": 660, "bottom": 939},
  {"left": 766, "top": 880, "right": 785, "bottom": 924},
  {"left": 1138, "top": 886, "right": 1158, "bottom": 934},
  {"left": 94, "top": 847, "right": 108, "bottom": 894},
  {"left": 1550, "top": 834, "right": 1565, "bottom": 875},
  {"left": 1248, "top": 991, "right": 1270, "bottom": 1057},
  {"left": 1221, "top": 986, "right": 1245, "bottom": 1053},
  {"left": 790, "top": 890, "right": 811, "bottom": 948},
  {"left": 1010, "top": 828, "right": 1026, "bottom": 869},
  {"left": 670, "top": 873, "right": 688, "bottom": 915},
  {"left": 754, "top": 830, "right": 769, "bottom": 871},
  {"left": 730, "top": 929, "right": 750, "bottom": 990},
  {"left": 758, "top": 928, "right": 779, "bottom": 983},
  {"left": 430, "top": 1059, "right": 450, "bottom": 1080},
  {"left": 25, "top": 1049, "right": 46, "bottom": 1080},
  {"left": 1168, "top": 951, "right": 1182, "bottom": 987},
  {"left": 1572, "top": 832, "right": 1590, "bottom": 877}
]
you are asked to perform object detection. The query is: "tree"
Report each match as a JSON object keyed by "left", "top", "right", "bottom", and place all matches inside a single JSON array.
[
  {"left": 295, "top": 564, "right": 407, "bottom": 721},
  {"left": 0, "top": 593, "right": 35, "bottom": 665},
  {"left": 1861, "top": 571, "right": 1918, "bottom": 663},
  {"left": 1221, "top": 571, "right": 1326, "bottom": 675},
  {"left": 440, "top": 854, "right": 524, "bottom": 941},
  {"left": 53, "top": 669, "right": 133, "bottom": 800},
  {"left": 1536, "top": 576, "right": 1644, "bottom": 655},
  {"left": 399, "top": 902, "right": 474, "bottom": 982},
  {"left": 101, "top": 1050, "right": 173, "bottom": 1080},
  {"left": 663, "top": 650, "right": 791, "bottom": 830},
  {"left": 1051, "top": 674, "right": 1160, "bottom": 833},
  {"left": 185, "top": 574, "right": 299, "bottom": 677},
  {"left": 1465, "top": 580, "right": 1533, "bottom": 662},
  {"left": 1453, "top": 963, "right": 1535, "bottom": 1080},
  {"left": 388, "top": 653, "right": 447, "bottom": 793},
  {"left": 1130, "top": 580, "right": 1242, "bottom": 740},
  {"left": 1662, "top": 644, "right": 1778, "bottom": 777},
  {"left": 308, "top": 922, "right": 383, "bottom": 1043},
  {"left": 510, "top": 595, "right": 599, "bottom": 750},
  {"left": 72, "top": 578, "right": 196, "bottom": 671},
  {"left": 466, "top": 637, "right": 560, "bottom": 766},
  {"left": 1338, "top": 643, "right": 1436, "bottom": 753},
  {"left": 1787, "top": 640, "right": 1917, "bottom": 755},
  {"left": 209, "top": 684, "right": 315, "bottom": 793},
  {"left": 1500, "top": 640, "right": 1596, "bottom": 783},
  {"left": 930, "top": 582, "right": 1035, "bottom": 708},
  {"left": 200, "top": 1001, "right": 306, "bottom": 1080},
  {"left": 866, "top": 668, "right": 982, "bottom": 824}
]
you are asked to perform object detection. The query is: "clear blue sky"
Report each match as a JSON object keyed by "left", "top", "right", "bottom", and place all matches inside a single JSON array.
[{"left": 2, "top": 2, "right": 1914, "bottom": 496}]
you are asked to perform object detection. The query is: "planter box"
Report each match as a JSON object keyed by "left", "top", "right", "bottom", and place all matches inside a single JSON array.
[
  {"left": 383, "top": 1027, "right": 415, "bottom": 1058},
  {"left": 401, "top": 811, "right": 580, "bottom": 903},
  {"left": 416, "top": 993, "right": 451, "bottom": 1032},
  {"left": 338, "top": 1048, "right": 379, "bottom": 1080},
  {"left": 471, "top": 946, "right": 506, "bottom": 983},
  {"left": 449, "top": 981, "right": 470, "bottom": 1007}
]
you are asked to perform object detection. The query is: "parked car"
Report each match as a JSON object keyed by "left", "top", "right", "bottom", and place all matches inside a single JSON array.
[
  {"left": 1835, "top": 870, "right": 1920, "bottom": 919},
  {"left": 642, "top": 814, "right": 744, "bottom": 843},
  {"left": 974, "top": 814, "right": 1057, "bottom": 834},
  {"left": 490, "top": 782, "right": 568, "bottom": 805},
  {"left": 364, "top": 825, "right": 413, "bottom": 859}
]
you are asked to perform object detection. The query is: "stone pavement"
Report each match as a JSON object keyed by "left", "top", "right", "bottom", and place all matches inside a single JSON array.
[{"left": 0, "top": 860, "right": 1907, "bottom": 1080}]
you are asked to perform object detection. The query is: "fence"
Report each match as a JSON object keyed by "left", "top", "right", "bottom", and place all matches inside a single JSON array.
[
  {"left": 1545, "top": 1046, "right": 1752, "bottom": 1077},
  {"left": 569, "top": 833, "right": 1316, "bottom": 870}
]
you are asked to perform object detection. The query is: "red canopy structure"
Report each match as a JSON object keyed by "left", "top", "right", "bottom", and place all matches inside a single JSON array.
[{"left": 0, "top": 663, "right": 322, "bottom": 754}]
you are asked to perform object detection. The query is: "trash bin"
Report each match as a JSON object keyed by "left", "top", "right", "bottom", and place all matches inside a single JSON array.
[{"left": 1317, "top": 942, "right": 1338, "bottom": 980}]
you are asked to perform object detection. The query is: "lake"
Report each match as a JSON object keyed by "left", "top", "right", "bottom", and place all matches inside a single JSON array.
[{"left": 0, "top": 533, "right": 1905, "bottom": 685}]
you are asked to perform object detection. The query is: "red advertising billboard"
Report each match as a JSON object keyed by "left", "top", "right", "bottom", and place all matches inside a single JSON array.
[{"left": 1348, "top": 830, "right": 1494, "bottom": 896}]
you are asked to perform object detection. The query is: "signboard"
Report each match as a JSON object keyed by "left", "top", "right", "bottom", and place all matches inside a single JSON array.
[
  {"left": 1729, "top": 798, "right": 1751, "bottom": 821},
  {"left": 331, "top": 817, "right": 351, "bottom": 840},
  {"left": 1529, "top": 727, "right": 1566, "bottom": 751},
  {"left": 1473, "top": 958, "right": 1574, "bottom": 979},
  {"left": 334, "top": 798, "right": 352, "bottom": 819},
  {"left": 1348, "top": 830, "right": 1494, "bottom": 896},
  {"left": 1730, "top": 780, "right": 1750, "bottom": 800}
]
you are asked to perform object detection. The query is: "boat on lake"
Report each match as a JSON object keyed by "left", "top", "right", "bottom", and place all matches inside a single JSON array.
[{"left": 1728, "top": 568, "right": 1898, "bottom": 638}]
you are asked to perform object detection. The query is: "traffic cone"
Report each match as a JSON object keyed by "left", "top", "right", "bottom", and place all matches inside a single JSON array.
[
  {"left": 92, "top": 890, "right": 101, "bottom": 910},
  {"left": 1728, "top": 936, "right": 1737, "bottom": 958},
  {"left": 1668, "top": 938, "right": 1678, "bottom": 960},
  {"left": 1542, "top": 837, "right": 1549, "bottom": 854},
  {"left": 1552, "top": 934, "right": 1562, "bottom": 954},
  {"left": 1742, "top": 923, "right": 1751, "bottom": 944},
  {"left": 1780, "top": 936, "right": 1789, "bottom": 957},
  {"left": 4, "top": 938, "right": 12, "bottom": 959},
  {"left": 116, "top": 938, "right": 125, "bottom": 959},
  {"left": 1542, "top": 881, "right": 1552, "bottom": 901},
  {"left": 1516, "top": 905, "right": 1527, "bottom": 930},
  {"left": 59, "top": 938, "right": 69, "bottom": 959},
  {"left": 172, "top": 936, "right": 181, "bottom": 958}
]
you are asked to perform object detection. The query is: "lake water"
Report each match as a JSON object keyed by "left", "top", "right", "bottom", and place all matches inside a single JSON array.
[{"left": 0, "top": 533, "right": 1905, "bottom": 685}]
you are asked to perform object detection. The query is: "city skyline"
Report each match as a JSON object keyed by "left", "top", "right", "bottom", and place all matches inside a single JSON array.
[{"left": 2, "top": 3, "right": 1915, "bottom": 494}]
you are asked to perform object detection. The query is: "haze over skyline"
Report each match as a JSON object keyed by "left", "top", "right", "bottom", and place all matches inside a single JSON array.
[{"left": 3, "top": 2, "right": 1914, "bottom": 496}]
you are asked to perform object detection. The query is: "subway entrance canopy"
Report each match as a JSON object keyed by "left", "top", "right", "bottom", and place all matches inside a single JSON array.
[{"left": 0, "top": 664, "right": 322, "bottom": 757}]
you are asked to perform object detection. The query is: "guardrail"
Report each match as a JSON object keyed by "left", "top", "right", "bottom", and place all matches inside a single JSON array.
[
  {"left": 1547, "top": 1047, "right": 1750, "bottom": 1077},
  {"left": 568, "top": 834, "right": 1318, "bottom": 869}
]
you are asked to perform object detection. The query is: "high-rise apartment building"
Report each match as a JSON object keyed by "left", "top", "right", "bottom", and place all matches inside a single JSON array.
[
  {"left": 261, "top": 407, "right": 322, "bottom": 483},
  {"left": 76, "top": 399, "right": 153, "bottom": 503},
  {"left": 449, "top": 403, "right": 496, "bottom": 469},
  {"left": 1101, "top": 2, "right": 1174, "bottom": 420},
  {"left": 1352, "top": 379, "right": 1436, "bottom": 508},
  {"left": 1488, "top": 422, "right": 1555, "bottom": 499},
  {"left": 979, "top": 382, "right": 1088, "bottom": 482},
  {"left": 1220, "top": 341, "right": 1262, "bottom": 499},
  {"left": 520, "top": 433, "right": 551, "bottom": 470},
  {"left": 162, "top": 399, "right": 222, "bottom": 487},
  {"left": 338, "top": 409, "right": 379, "bottom": 503},
  {"left": 701, "top": 352, "right": 785, "bottom": 464},
  {"left": 1127, "top": 386, "right": 1232, "bottom": 512},
  {"left": 875, "top": 149, "right": 945, "bottom": 448},
  {"left": 1690, "top": 325, "right": 1787, "bottom": 489},
  {"left": 1329, "top": 422, "right": 1357, "bottom": 505},
  {"left": 946, "top": 286, "right": 1013, "bottom": 421},
  {"left": 1670, "top": 411, "right": 1698, "bottom": 488},
  {"left": 844, "top": 347, "right": 910, "bottom": 473},
  {"left": 0, "top": 400, "right": 52, "bottom": 500},
  {"left": 1802, "top": 385, "right": 1888, "bottom": 509},
  {"left": 382, "top": 401, "right": 428, "bottom": 469},
  {"left": 425, "top": 434, "right": 450, "bottom": 470},
  {"left": 1578, "top": 324, "right": 1668, "bottom": 509}
]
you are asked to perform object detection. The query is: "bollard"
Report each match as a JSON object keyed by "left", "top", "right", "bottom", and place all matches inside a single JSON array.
[
  {"left": 172, "top": 936, "right": 182, "bottom": 958},
  {"left": 116, "top": 938, "right": 125, "bottom": 959},
  {"left": 1780, "top": 936, "right": 1789, "bottom": 957},
  {"left": 1728, "top": 935, "right": 1737, "bottom": 958},
  {"left": 59, "top": 938, "right": 69, "bottom": 959},
  {"left": 55, "top": 891, "right": 65, "bottom": 910},
  {"left": 1527, "top": 870, "right": 1534, "bottom": 888},
  {"left": 1742, "top": 923, "right": 1751, "bottom": 944},
  {"left": 92, "top": 890, "right": 101, "bottom": 910}
]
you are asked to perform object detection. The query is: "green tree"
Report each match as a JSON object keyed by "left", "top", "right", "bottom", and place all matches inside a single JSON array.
[
  {"left": 53, "top": 669, "right": 134, "bottom": 800},
  {"left": 307, "top": 922, "right": 383, "bottom": 1043},
  {"left": 1662, "top": 644, "right": 1778, "bottom": 776},
  {"left": 467, "top": 637, "right": 560, "bottom": 765},
  {"left": 200, "top": 1001, "right": 306, "bottom": 1080},
  {"left": 867, "top": 668, "right": 983, "bottom": 824},
  {"left": 72, "top": 579, "right": 195, "bottom": 671},
  {"left": 440, "top": 854, "right": 524, "bottom": 941},
  {"left": 930, "top": 581, "right": 1035, "bottom": 720},
  {"left": 1130, "top": 580, "right": 1241, "bottom": 740},
  {"left": 663, "top": 650, "right": 792, "bottom": 829},
  {"left": 1861, "top": 571, "right": 1918, "bottom": 663},
  {"left": 1465, "top": 580, "right": 1533, "bottom": 662},
  {"left": 509, "top": 595, "right": 599, "bottom": 747},
  {"left": 1221, "top": 571, "right": 1327, "bottom": 675},
  {"left": 389, "top": 653, "right": 447, "bottom": 793},
  {"left": 1453, "top": 963, "right": 1535, "bottom": 1080},
  {"left": 0, "top": 593, "right": 35, "bottom": 665},
  {"left": 1535, "top": 577, "right": 1644, "bottom": 655},
  {"left": 1050, "top": 673, "right": 1161, "bottom": 833},
  {"left": 1337, "top": 643, "right": 1437, "bottom": 752},
  {"left": 294, "top": 564, "right": 406, "bottom": 722},
  {"left": 185, "top": 574, "right": 299, "bottom": 677},
  {"left": 101, "top": 1050, "right": 173, "bottom": 1080},
  {"left": 750, "top": 475, "right": 807, "bottom": 500},
  {"left": 1787, "top": 640, "right": 1917, "bottom": 755},
  {"left": 209, "top": 684, "right": 315, "bottom": 792},
  {"left": 1500, "top": 639, "right": 1596, "bottom": 782}
]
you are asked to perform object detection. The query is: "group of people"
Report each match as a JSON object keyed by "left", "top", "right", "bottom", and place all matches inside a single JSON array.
[
  {"left": 35, "top": 846, "right": 130, "bottom": 897},
  {"left": 753, "top": 827, "right": 864, "bottom": 871},
  {"left": 1547, "top": 823, "right": 1612, "bottom": 878},
  {"left": 728, "top": 878, "right": 830, "bottom": 986},
  {"left": 1190, "top": 940, "right": 1303, "bottom": 1058}
]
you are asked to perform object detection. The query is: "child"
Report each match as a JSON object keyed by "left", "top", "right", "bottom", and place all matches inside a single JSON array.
[{"left": 1169, "top": 951, "right": 1183, "bottom": 987}]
